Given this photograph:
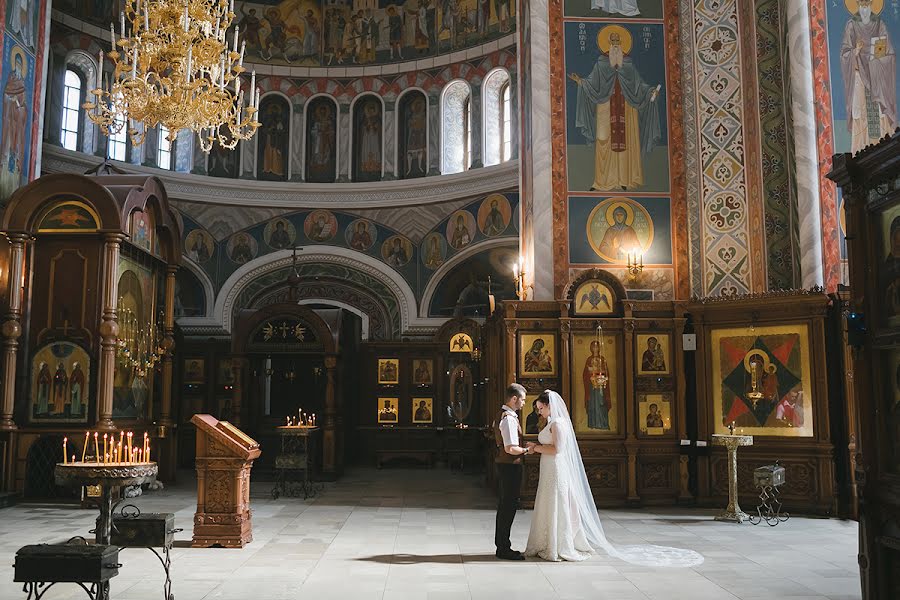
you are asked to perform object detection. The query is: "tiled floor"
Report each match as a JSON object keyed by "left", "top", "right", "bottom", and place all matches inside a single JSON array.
[{"left": 0, "top": 468, "right": 860, "bottom": 599}]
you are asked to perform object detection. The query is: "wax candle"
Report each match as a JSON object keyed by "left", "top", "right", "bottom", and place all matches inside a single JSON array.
[
  {"left": 93, "top": 432, "right": 99, "bottom": 462},
  {"left": 127, "top": 431, "right": 133, "bottom": 459},
  {"left": 82, "top": 431, "right": 89, "bottom": 462},
  {"left": 103, "top": 433, "right": 108, "bottom": 463},
  {"left": 63, "top": 438, "right": 68, "bottom": 464}
]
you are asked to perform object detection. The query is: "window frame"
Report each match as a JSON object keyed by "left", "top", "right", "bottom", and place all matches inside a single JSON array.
[
  {"left": 500, "top": 81, "right": 511, "bottom": 163},
  {"left": 61, "top": 69, "right": 83, "bottom": 151},
  {"left": 157, "top": 125, "right": 174, "bottom": 170}
]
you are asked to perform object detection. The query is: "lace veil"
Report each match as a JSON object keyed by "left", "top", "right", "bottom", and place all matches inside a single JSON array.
[{"left": 545, "top": 390, "right": 704, "bottom": 567}]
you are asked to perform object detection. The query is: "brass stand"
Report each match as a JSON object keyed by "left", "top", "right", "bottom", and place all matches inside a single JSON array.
[{"left": 711, "top": 433, "right": 753, "bottom": 523}]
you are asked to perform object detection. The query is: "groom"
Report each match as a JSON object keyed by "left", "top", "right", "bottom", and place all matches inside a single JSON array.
[{"left": 493, "top": 382, "right": 533, "bottom": 560}]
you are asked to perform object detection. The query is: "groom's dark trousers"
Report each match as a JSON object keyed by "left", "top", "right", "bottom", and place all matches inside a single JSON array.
[{"left": 495, "top": 462, "right": 522, "bottom": 552}]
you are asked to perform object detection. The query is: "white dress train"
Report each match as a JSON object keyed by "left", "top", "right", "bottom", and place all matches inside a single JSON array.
[{"left": 523, "top": 391, "right": 705, "bottom": 567}]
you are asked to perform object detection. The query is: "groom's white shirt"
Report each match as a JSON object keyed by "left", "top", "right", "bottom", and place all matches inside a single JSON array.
[{"left": 499, "top": 405, "right": 520, "bottom": 449}]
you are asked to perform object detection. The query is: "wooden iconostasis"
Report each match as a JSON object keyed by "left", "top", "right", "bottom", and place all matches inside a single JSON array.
[{"left": 482, "top": 270, "right": 840, "bottom": 515}]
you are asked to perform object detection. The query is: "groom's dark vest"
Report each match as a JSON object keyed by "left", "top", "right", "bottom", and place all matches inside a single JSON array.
[{"left": 493, "top": 409, "right": 523, "bottom": 465}]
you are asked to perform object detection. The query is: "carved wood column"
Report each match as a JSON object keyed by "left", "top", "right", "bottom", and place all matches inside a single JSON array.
[
  {"left": 322, "top": 355, "right": 338, "bottom": 475},
  {"left": 673, "top": 312, "right": 692, "bottom": 501},
  {"left": 0, "top": 233, "right": 28, "bottom": 430},
  {"left": 96, "top": 233, "right": 124, "bottom": 431},
  {"left": 230, "top": 357, "right": 246, "bottom": 426},
  {"left": 559, "top": 320, "right": 571, "bottom": 402},
  {"left": 159, "top": 266, "right": 177, "bottom": 429},
  {"left": 623, "top": 312, "right": 640, "bottom": 503},
  {"left": 504, "top": 321, "right": 517, "bottom": 389}
]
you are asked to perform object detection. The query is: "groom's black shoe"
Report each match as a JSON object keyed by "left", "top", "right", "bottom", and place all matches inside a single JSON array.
[{"left": 495, "top": 549, "right": 525, "bottom": 561}]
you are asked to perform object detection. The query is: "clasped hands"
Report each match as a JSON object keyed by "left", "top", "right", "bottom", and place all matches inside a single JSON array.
[{"left": 524, "top": 442, "right": 538, "bottom": 455}]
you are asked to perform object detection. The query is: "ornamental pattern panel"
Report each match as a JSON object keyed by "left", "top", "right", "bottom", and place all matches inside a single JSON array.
[
  {"left": 755, "top": 0, "right": 800, "bottom": 290},
  {"left": 693, "top": 0, "right": 753, "bottom": 295}
]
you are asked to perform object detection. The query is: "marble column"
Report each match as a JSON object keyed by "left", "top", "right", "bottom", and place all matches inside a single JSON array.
[
  {"left": 786, "top": 0, "right": 824, "bottom": 288},
  {"left": 428, "top": 91, "right": 441, "bottom": 176},
  {"left": 383, "top": 100, "right": 396, "bottom": 180},
  {"left": 290, "top": 99, "right": 305, "bottom": 181},
  {"left": 509, "top": 72, "right": 520, "bottom": 160},
  {"left": 0, "top": 234, "right": 27, "bottom": 430},
  {"left": 96, "top": 233, "right": 124, "bottom": 431},
  {"left": 520, "top": 0, "right": 553, "bottom": 300},
  {"left": 175, "top": 129, "right": 193, "bottom": 173},
  {"left": 337, "top": 103, "right": 351, "bottom": 182},
  {"left": 469, "top": 82, "right": 483, "bottom": 169}
]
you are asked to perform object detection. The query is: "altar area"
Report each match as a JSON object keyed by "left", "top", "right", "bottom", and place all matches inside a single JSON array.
[{"left": 0, "top": 468, "right": 860, "bottom": 600}]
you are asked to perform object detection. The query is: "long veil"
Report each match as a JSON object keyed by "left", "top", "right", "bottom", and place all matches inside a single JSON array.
[{"left": 545, "top": 390, "right": 704, "bottom": 567}]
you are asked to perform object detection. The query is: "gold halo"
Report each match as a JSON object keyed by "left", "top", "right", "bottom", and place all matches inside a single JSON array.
[
  {"left": 9, "top": 45, "right": 27, "bottom": 77},
  {"left": 605, "top": 201, "right": 635, "bottom": 227},
  {"left": 597, "top": 25, "right": 632, "bottom": 55},
  {"left": 743, "top": 350, "right": 771, "bottom": 374},
  {"left": 845, "top": 0, "right": 884, "bottom": 15}
]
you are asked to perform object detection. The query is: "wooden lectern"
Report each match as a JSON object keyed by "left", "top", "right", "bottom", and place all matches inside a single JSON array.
[{"left": 191, "top": 414, "right": 261, "bottom": 548}]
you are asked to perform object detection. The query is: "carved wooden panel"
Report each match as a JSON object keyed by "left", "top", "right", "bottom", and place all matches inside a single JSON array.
[{"left": 640, "top": 461, "right": 673, "bottom": 490}]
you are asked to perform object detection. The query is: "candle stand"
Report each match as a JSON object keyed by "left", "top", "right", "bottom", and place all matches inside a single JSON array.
[
  {"left": 272, "top": 426, "right": 322, "bottom": 500},
  {"left": 749, "top": 463, "right": 790, "bottom": 526},
  {"left": 711, "top": 433, "right": 753, "bottom": 523},
  {"left": 55, "top": 463, "right": 158, "bottom": 545}
]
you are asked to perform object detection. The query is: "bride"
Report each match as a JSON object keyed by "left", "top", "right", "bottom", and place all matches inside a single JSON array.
[{"left": 524, "top": 390, "right": 703, "bottom": 566}]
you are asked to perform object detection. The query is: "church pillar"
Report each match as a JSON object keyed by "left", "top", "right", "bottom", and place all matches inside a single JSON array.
[
  {"left": 96, "top": 233, "right": 124, "bottom": 432},
  {"left": 786, "top": 0, "right": 824, "bottom": 288},
  {"left": 290, "top": 99, "right": 305, "bottom": 181},
  {"left": 470, "top": 82, "right": 484, "bottom": 169},
  {"left": 518, "top": 0, "right": 554, "bottom": 300},
  {"left": 0, "top": 234, "right": 28, "bottom": 431},
  {"left": 337, "top": 103, "right": 351, "bottom": 182},
  {"left": 509, "top": 72, "right": 519, "bottom": 160},
  {"left": 428, "top": 91, "right": 441, "bottom": 176},
  {"left": 43, "top": 52, "right": 65, "bottom": 145},
  {"left": 322, "top": 355, "right": 340, "bottom": 476},
  {"left": 383, "top": 100, "right": 396, "bottom": 180}
]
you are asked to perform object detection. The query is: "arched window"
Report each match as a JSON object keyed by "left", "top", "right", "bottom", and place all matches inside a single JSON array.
[
  {"left": 108, "top": 96, "right": 127, "bottom": 161},
  {"left": 61, "top": 70, "right": 82, "bottom": 151},
  {"left": 482, "top": 69, "right": 512, "bottom": 166},
  {"left": 501, "top": 82, "right": 511, "bottom": 162},
  {"left": 157, "top": 126, "right": 173, "bottom": 169},
  {"left": 441, "top": 80, "right": 472, "bottom": 174}
]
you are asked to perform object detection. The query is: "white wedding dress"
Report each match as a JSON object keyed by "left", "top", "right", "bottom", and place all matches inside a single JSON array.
[{"left": 524, "top": 391, "right": 704, "bottom": 567}]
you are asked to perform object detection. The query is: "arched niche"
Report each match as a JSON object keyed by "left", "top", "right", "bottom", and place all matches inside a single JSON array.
[
  {"left": 397, "top": 90, "right": 428, "bottom": 179},
  {"left": 304, "top": 96, "right": 338, "bottom": 183},
  {"left": 352, "top": 94, "right": 384, "bottom": 182},
  {"left": 257, "top": 94, "right": 291, "bottom": 181}
]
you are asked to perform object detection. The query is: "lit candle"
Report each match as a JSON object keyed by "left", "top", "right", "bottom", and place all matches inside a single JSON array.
[
  {"left": 127, "top": 431, "right": 133, "bottom": 460},
  {"left": 103, "top": 433, "right": 108, "bottom": 463},
  {"left": 82, "top": 431, "right": 89, "bottom": 462},
  {"left": 93, "top": 432, "right": 99, "bottom": 462},
  {"left": 144, "top": 432, "right": 149, "bottom": 459},
  {"left": 119, "top": 431, "right": 124, "bottom": 462},
  {"left": 63, "top": 438, "right": 68, "bottom": 464},
  {"left": 110, "top": 23, "right": 116, "bottom": 51}
]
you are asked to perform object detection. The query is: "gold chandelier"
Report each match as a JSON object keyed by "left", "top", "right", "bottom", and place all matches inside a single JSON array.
[
  {"left": 116, "top": 299, "right": 166, "bottom": 379},
  {"left": 84, "top": 0, "right": 260, "bottom": 153}
]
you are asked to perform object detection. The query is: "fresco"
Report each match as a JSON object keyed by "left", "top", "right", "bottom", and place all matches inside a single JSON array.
[
  {"left": 826, "top": 1, "right": 900, "bottom": 260},
  {"left": 257, "top": 95, "right": 291, "bottom": 181},
  {"left": 428, "top": 244, "right": 517, "bottom": 317},
  {"left": 0, "top": 37, "right": 37, "bottom": 203},
  {"left": 353, "top": 95, "right": 384, "bottom": 182},
  {"left": 398, "top": 91, "right": 428, "bottom": 179},
  {"left": 305, "top": 96, "right": 338, "bottom": 182},
  {"left": 564, "top": 21, "right": 668, "bottom": 193},
  {"left": 30, "top": 342, "right": 91, "bottom": 424},
  {"left": 564, "top": 0, "right": 662, "bottom": 19},
  {"left": 568, "top": 196, "right": 671, "bottom": 265}
]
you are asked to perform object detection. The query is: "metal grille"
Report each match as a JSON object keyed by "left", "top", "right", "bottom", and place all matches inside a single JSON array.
[{"left": 24, "top": 436, "right": 79, "bottom": 500}]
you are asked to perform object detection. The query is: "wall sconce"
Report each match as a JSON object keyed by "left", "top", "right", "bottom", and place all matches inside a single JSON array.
[
  {"left": 512, "top": 256, "right": 527, "bottom": 301},
  {"left": 626, "top": 250, "right": 643, "bottom": 280}
]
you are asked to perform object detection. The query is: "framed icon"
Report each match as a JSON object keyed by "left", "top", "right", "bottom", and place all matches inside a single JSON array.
[
  {"left": 377, "top": 397, "right": 399, "bottom": 424},
  {"left": 636, "top": 333, "right": 671, "bottom": 375},
  {"left": 638, "top": 393, "right": 671, "bottom": 436},
  {"left": 412, "top": 359, "right": 433, "bottom": 385},
  {"left": 377, "top": 358, "right": 399, "bottom": 384},
  {"left": 184, "top": 358, "right": 205, "bottom": 384},
  {"left": 412, "top": 397, "right": 433, "bottom": 424},
  {"left": 518, "top": 332, "right": 558, "bottom": 378}
]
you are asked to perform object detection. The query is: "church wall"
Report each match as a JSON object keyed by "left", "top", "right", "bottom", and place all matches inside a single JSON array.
[{"left": 0, "top": 0, "right": 51, "bottom": 204}]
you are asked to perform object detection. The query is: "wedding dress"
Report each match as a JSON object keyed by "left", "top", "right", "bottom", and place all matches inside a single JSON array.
[{"left": 524, "top": 391, "right": 704, "bottom": 567}]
